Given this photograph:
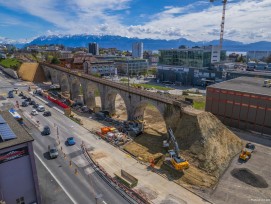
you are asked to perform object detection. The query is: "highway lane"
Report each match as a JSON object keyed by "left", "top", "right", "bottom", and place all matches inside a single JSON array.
[{"left": 11, "top": 93, "right": 133, "bottom": 204}]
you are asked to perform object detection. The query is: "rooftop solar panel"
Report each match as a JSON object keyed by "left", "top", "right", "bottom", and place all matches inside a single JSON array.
[
  {"left": 0, "top": 115, "right": 6, "bottom": 124},
  {"left": 0, "top": 123, "right": 17, "bottom": 141}
]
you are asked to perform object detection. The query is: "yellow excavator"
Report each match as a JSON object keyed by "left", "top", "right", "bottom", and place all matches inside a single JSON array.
[{"left": 163, "top": 128, "right": 189, "bottom": 170}]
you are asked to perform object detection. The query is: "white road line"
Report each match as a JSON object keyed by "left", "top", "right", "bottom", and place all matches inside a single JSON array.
[{"left": 34, "top": 151, "right": 77, "bottom": 204}]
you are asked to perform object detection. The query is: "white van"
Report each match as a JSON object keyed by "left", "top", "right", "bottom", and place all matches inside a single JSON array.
[{"left": 37, "top": 105, "right": 45, "bottom": 112}]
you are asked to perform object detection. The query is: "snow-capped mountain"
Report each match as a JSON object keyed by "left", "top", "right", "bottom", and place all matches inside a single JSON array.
[{"left": 6, "top": 34, "right": 271, "bottom": 51}]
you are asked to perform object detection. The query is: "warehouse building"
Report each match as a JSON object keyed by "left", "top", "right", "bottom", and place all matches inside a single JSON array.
[
  {"left": 0, "top": 110, "right": 41, "bottom": 204},
  {"left": 206, "top": 77, "right": 271, "bottom": 135}
]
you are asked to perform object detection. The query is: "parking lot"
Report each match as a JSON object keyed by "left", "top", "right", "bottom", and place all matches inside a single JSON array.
[{"left": 211, "top": 129, "right": 271, "bottom": 204}]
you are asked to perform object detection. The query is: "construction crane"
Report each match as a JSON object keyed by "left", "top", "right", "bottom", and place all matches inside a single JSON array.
[
  {"left": 210, "top": 0, "right": 228, "bottom": 49},
  {"left": 163, "top": 128, "right": 189, "bottom": 171}
]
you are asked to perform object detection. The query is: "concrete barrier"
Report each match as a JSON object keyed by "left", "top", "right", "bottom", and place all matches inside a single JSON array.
[
  {"left": 0, "top": 65, "right": 18, "bottom": 79},
  {"left": 114, "top": 169, "right": 138, "bottom": 188}
]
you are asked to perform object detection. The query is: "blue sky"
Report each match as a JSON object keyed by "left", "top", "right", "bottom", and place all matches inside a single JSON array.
[{"left": 0, "top": 0, "right": 270, "bottom": 43}]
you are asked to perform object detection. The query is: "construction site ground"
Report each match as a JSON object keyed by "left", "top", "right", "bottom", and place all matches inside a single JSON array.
[
  {"left": 70, "top": 111, "right": 209, "bottom": 204},
  {"left": 210, "top": 129, "right": 271, "bottom": 204}
]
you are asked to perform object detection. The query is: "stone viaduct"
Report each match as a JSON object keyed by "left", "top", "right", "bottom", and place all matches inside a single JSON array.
[{"left": 40, "top": 63, "right": 190, "bottom": 132}]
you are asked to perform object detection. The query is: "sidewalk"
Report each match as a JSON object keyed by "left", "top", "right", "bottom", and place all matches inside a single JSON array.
[{"left": 72, "top": 111, "right": 211, "bottom": 204}]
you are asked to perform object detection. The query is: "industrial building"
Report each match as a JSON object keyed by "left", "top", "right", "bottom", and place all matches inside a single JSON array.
[
  {"left": 206, "top": 77, "right": 271, "bottom": 135},
  {"left": 247, "top": 51, "right": 271, "bottom": 61},
  {"left": 0, "top": 110, "right": 41, "bottom": 204}
]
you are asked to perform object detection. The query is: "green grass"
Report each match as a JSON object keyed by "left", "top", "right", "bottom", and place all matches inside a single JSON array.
[
  {"left": 133, "top": 83, "right": 173, "bottom": 91},
  {"left": 0, "top": 58, "right": 21, "bottom": 69},
  {"left": 193, "top": 101, "right": 206, "bottom": 110},
  {"left": 120, "top": 78, "right": 129, "bottom": 82}
]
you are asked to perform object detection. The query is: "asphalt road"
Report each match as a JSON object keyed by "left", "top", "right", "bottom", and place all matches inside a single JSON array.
[{"left": 0, "top": 72, "right": 132, "bottom": 204}]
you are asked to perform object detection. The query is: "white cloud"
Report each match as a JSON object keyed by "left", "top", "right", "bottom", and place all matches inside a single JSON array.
[{"left": 0, "top": 0, "right": 270, "bottom": 43}]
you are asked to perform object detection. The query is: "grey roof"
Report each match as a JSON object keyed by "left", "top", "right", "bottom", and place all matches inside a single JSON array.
[
  {"left": 227, "top": 70, "right": 271, "bottom": 77},
  {"left": 0, "top": 110, "right": 34, "bottom": 150},
  {"left": 0, "top": 123, "right": 17, "bottom": 141},
  {"left": 208, "top": 77, "right": 271, "bottom": 96}
]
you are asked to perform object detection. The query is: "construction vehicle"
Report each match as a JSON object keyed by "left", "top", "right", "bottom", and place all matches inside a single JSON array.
[
  {"left": 239, "top": 143, "right": 255, "bottom": 161},
  {"left": 263, "top": 79, "right": 271, "bottom": 87},
  {"left": 163, "top": 128, "right": 189, "bottom": 170}
]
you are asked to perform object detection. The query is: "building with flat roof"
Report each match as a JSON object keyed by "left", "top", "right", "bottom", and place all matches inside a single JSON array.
[
  {"left": 83, "top": 61, "right": 115, "bottom": 76},
  {"left": 247, "top": 51, "right": 271, "bottom": 61},
  {"left": 115, "top": 58, "right": 148, "bottom": 76},
  {"left": 132, "top": 42, "right": 143, "bottom": 59},
  {"left": 159, "top": 46, "right": 226, "bottom": 69},
  {"left": 206, "top": 77, "right": 271, "bottom": 135},
  {"left": 0, "top": 110, "right": 41, "bottom": 204},
  {"left": 88, "top": 43, "right": 99, "bottom": 56}
]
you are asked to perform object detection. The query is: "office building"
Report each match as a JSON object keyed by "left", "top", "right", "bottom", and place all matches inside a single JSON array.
[
  {"left": 83, "top": 61, "right": 115, "bottom": 76},
  {"left": 132, "top": 42, "right": 143, "bottom": 59},
  {"left": 115, "top": 59, "right": 148, "bottom": 76},
  {"left": 0, "top": 110, "right": 41, "bottom": 204},
  {"left": 88, "top": 43, "right": 99, "bottom": 55},
  {"left": 206, "top": 77, "right": 271, "bottom": 135}
]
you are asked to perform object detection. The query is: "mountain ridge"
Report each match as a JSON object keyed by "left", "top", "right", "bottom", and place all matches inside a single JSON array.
[{"left": 6, "top": 34, "right": 271, "bottom": 51}]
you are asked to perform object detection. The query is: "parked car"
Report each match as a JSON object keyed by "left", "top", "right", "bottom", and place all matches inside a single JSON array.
[
  {"left": 67, "top": 137, "right": 75, "bottom": 146},
  {"left": 42, "top": 126, "right": 51, "bottom": 135},
  {"left": 22, "top": 95, "right": 27, "bottom": 99},
  {"left": 43, "top": 111, "right": 51, "bottom": 117},
  {"left": 21, "top": 101, "right": 29, "bottom": 107},
  {"left": 29, "top": 100, "right": 36, "bottom": 105},
  {"left": 31, "top": 110, "right": 38, "bottom": 116},
  {"left": 8, "top": 91, "right": 14, "bottom": 98},
  {"left": 19, "top": 92, "right": 24, "bottom": 97},
  {"left": 33, "top": 103, "right": 40, "bottom": 109},
  {"left": 25, "top": 97, "right": 31, "bottom": 102},
  {"left": 48, "top": 145, "right": 58, "bottom": 159},
  {"left": 37, "top": 105, "right": 45, "bottom": 112}
]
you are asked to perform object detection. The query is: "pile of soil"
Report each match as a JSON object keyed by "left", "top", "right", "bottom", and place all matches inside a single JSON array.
[
  {"left": 175, "top": 108, "right": 243, "bottom": 178},
  {"left": 231, "top": 168, "right": 268, "bottom": 188}
]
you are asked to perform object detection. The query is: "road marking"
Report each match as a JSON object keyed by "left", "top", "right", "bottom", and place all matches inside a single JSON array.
[{"left": 34, "top": 151, "right": 77, "bottom": 204}]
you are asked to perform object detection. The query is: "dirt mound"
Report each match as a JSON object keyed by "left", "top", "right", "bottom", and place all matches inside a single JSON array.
[
  {"left": 231, "top": 168, "right": 268, "bottom": 188},
  {"left": 175, "top": 111, "right": 243, "bottom": 178}
]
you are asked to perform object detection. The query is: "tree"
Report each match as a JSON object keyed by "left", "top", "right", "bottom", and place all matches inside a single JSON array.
[{"left": 51, "top": 57, "right": 60, "bottom": 64}]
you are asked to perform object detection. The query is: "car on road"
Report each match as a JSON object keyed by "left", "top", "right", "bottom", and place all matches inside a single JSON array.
[
  {"left": 43, "top": 111, "right": 51, "bottom": 117},
  {"left": 48, "top": 145, "right": 58, "bottom": 159},
  {"left": 33, "top": 103, "right": 40, "bottom": 109},
  {"left": 31, "top": 110, "right": 38, "bottom": 116},
  {"left": 67, "top": 137, "right": 75, "bottom": 146},
  {"left": 42, "top": 126, "right": 51, "bottom": 135},
  {"left": 22, "top": 101, "right": 29, "bottom": 107},
  {"left": 19, "top": 92, "right": 24, "bottom": 97},
  {"left": 37, "top": 105, "right": 45, "bottom": 112},
  {"left": 13, "top": 87, "right": 19, "bottom": 91},
  {"left": 22, "top": 95, "right": 27, "bottom": 99},
  {"left": 26, "top": 97, "right": 31, "bottom": 102}
]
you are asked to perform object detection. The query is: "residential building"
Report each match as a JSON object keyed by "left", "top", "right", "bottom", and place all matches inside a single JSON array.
[
  {"left": 88, "top": 43, "right": 99, "bottom": 55},
  {"left": 83, "top": 61, "right": 115, "bottom": 76},
  {"left": 132, "top": 42, "right": 143, "bottom": 59},
  {"left": 0, "top": 110, "right": 41, "bottom": 204},
  {"left": 115, "top": 58, "right": 148, "bottom": 76},
  {"left": 59, "top": 51, "right": 73, "bottom": 59},
  {"left": 206, "top": 77, "right": 271, "bottom": 135},
  {"left": 247, "top": 51, "right": 271, "bottom": 61}
]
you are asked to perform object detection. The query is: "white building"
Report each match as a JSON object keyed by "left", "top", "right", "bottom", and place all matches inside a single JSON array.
[
  {"left": 132, "top": 42, "right": 143, "bottom": 59},
  {"left": 83, "top": 61, "right": 115, "bottom": 76},
  {"left": 211, "top": 45, "right": 221, "bottom": 63}
]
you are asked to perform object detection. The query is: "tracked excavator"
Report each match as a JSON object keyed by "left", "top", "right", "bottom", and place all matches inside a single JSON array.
[{"left": 163, "top": 128, "right": 189, "bottom": 170}]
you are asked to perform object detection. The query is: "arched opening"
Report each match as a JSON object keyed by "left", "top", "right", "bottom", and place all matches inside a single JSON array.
[
  {"left": 71, "top": 79, "right": 82, "bottom": 102},
  {"left": 84, "top": 82, "right": 101, "bottom": 110},
  {"left": 45, "top": 69, "right": 52, "bottom": 81},
  {"left": 124, "top": 101, "right": 167, "bottom": 162},
  {"left": 60, "top": 75, "right": 69, "bottom": 94},
  {"left": 112, "top": 94, "right": 128, "bottom": 120}
]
